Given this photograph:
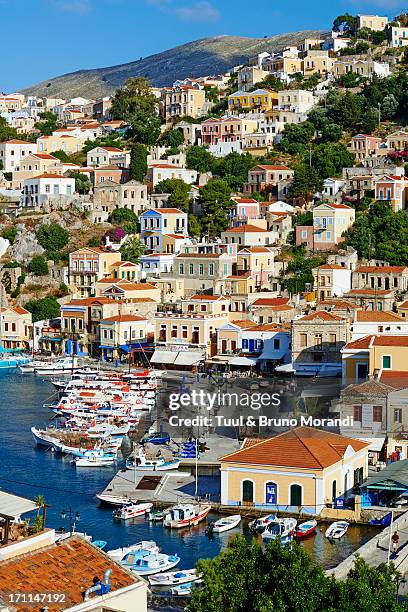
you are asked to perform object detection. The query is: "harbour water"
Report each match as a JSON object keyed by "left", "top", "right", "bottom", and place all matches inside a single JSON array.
[{"left": 0, "top": 370, "right": 379, "bottom": 570}]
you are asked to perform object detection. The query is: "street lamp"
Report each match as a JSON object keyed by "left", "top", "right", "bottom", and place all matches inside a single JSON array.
[{"left": 61, "top": 508, "right": 80, "bottom": 536}]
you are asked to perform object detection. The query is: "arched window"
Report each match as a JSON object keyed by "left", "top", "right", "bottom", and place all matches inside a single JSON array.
[
  {"left": 290, "top": 484, "right": 302, "bottom": 507},
  {"left": 242, "top": 480, "right": 254, "bottom": 505},
  {"left": 265, "top": 482, "right": 278, "bottom": 505}
]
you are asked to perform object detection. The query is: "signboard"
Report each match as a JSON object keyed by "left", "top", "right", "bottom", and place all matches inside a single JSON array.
[{"left": 266, "top": 483, "right": 277, "bottom": 505}]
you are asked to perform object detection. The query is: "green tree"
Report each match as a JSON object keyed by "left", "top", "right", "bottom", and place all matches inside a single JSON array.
[
  {"left": 332, "top": 13, "right": 358, "bottom": 35},
  {"left": 290, "top": 164, "right": 322, "bottom": 199},
  {"left": 109, "top": 208, "right": 138, "bottom": 226},
  {"left": 188, "top": 213, "right": 202, "bottom": 238},
  {"left": 120, "top": 235, "right": 145, "bottom": 263},
  {"left": 34, "top": 111, "right": 58, "bottom": 136},
  {"left": 51, "top": 149, "right": 71, "bottom": 163},
  {"left": 0, "top": 117, "right": 19, "bottom": 142},
  {"left": 382, "top": 94, "right": 399, "bottom": 120},
  {"left": 36, "top": 223, "right": 69, "bottom": 253},
  {"left": 217, "top": 152, "right": 254, "bottom": 191},
  {"left": 82, "top": 134, "right": 124, "bottom": 154},
  {"left": 129, "top": 144, "right": 147, "bottom": 182},
  {"left": 110, "top": 77, "right": 161, "bottom": 145},
  {"left": 186, "top": 146, "right": 215, "bottom": 173},
  {"left": 155, "top": 178, "right": 191, "bottom": 211},
  {"left": 2, "top": 226, "right": 17, "bottom": 244},
  {"left": 256, "top": 74, "right": 285, "bottom": 90},
  {"left": 25, "top": 296, "right": 60, "bottom": 323},
  {"left": 28, "top": 255, "right": 48, "bottom": 276},
  {"left": 158, "top": 128, "right": 184, "bottom": 149},
  {"left": 312, "top": 142, "right": 355, "bottom": 180},
  {"left": 68, "top": 171, "right": 91, "bottom": 194},
  {"left": 198, "top": 178, "right": 232, "bottom": 237}
]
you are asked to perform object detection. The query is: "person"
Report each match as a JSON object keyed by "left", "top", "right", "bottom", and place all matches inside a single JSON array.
[{"left": 392, "top": 531, "right": 399, "bottom": 553}]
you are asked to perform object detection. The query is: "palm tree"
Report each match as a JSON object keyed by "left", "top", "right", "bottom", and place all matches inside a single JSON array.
[
  {"left": 120, "top": 235, "right": 145, "bottom": 264},
  {"left": 34, "top": 495, "right": 46, "bottom": 531}
]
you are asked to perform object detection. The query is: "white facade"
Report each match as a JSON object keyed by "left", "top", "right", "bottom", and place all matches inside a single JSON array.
[
  {"left": 148, "top": 165, "right": 198, "bottom": 187},
  {"left": 209, "top": 140, "right": 244, "bottom": 157},
  {"left": 389, "top": 26, "right": 408, "bottom": 47},
  {"left": 0, "top": 140, "right": 37, "bottom": 172},
  {"left": 140, "top": 253, "right": 175, "bottom": 278},
  {"left": 277, "top": 90, "right": 316, "bottom": 114},
  {"left": 323, "top": 178, "right": 345, "bottom": 199},
  {"left": 350, "top": 316, "right": 408, "bottom": 341},
  {"left": 21, "top": 174, "right": 75, "bottom": 207},
  {"left": 87, "top": 146, "right": 130, "bottom": 168}
]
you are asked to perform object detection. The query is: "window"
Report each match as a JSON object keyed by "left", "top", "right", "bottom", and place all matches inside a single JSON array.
[
  {"left": 315, "top": 333, "right": 322, "bottom": 347},
  {"left": 353, "top": 405, "right": 362, "bottom": 422},
  {"left": 329, "top": 333, "right": 337, "bottom": 344},
  {"left": 189, "top": 264, "right": 194, "bottom": 275},
  {"left": 209, "top": 263, "right": 214, "bottom": 275},
  {"left": 273, "top": 339, "right": 280, "bottom": 350},
  {"left": 199, "top": 264, "right": 204, "bottom": 275},
  {"left": 382, "top": 355, "right": 391, "bottom": 369},
  {"left": 395, "top": 408, "right": 402, "bottom": 424},
  {"left": 178, "top": 264, "right": 184, "bottom": 275},
  {"left": 300, "top": 333, "right": 307, "bottom": 348},
  {"left": 373, "top": 406, "right": 382, "bottom": 422}
]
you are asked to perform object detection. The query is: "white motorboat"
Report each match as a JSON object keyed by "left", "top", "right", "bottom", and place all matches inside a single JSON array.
[
  {"left": 325, "top": 521, "right": 349, "bottom": 540},
  {"left": 96, "top": 493, "right": 136, "bottom": 506},
  {"left": 207, "top": 514, "right": 241, "bottom": 534},
  {"left": 149, "top": 568, "right": 202, "bottom": 587},
  {"left": 122, "top": 551, "right": 180, "bottom": 576},
  {"left": 35, "top": 356, "right": 83, "bottom": 376},
  {"left": 163, "top": 503, "right": 211, "bottom": 529},
  {"left": 113, "top": 502, "right": 153, "bottom": 520},
  {"left": 262, "top": 518, "right": 297, "bottom": 544},
  {"left": 171, "top": 581, "right": 202, "bottom": 596},
  {"left": 126, "top": 453, "right": 180, "bottom": 472},
  {"left": 248, "top": 513, "right": 277, "bottom": 533},
  {"left": 75, "top": 455, "right": 116, "bottom": 467},
  {"left": 107, "top": 540, "right": 160, "bottom": 562}
]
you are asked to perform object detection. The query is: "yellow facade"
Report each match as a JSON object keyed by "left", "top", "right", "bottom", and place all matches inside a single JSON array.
[
  {"left": 0, "top": 307, "right": 32, "bottom": 349},
  {"left": 228, "top": 90, "right": 278, "bottom": 113},
  {"left": 37, "top": 134, "right": 86, "bottom": 154}
]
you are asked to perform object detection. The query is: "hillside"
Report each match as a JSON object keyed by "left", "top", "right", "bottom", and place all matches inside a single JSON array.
[{"left": 21, "top": 31, "right": 326, "bottom": 99}]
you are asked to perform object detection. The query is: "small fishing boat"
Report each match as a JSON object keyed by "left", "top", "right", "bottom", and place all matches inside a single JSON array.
[
  {"left": 294, "top": 520, "right": 317, "bottom": 539},
  {"left": 142, "top": 431, "right": 171, "bottom": 445},
  {"left": 126, "top": 454, "right": 180, "bottom": 472},
  {"left": 121, "top": 551, "right": 180, "bottom": 576},
  {"left": 262, "top": 518, "right": 297, "bottom": 544},
  {"left": 248, "top": 513, "right": 277, "bottom": 533},
  {"left": 163, "top": 503, "right": 211, "bottom": 529},
  {"left": 206, "top": 514, "right": 241, "bottom": 534},
  {"left": 325, "top": 521, "right": 349, "bottom": 540},
  {"left": 35, "top": 356, "right": 83, "bottom": 376},
  {"left": 148, "top": 509, "right": 165, "bottom": 523},
  {"left": 93, "top": 540, "right": 107, "bottom": 550},
  {"left": 96, "top": 493, "right": 135, "bottom": 506},
  {"left": 107, "top": 540, "right": 160, "bottom": 562},
  {"left": 75, "top": 455, "right": 116, "bottom": 467},
  {"left": 113, "top": 502, "right": 153, "bottom": 520},
  {"left": 149, "top": 568, "right": 202, "bottom": 587},
  {"left": 171, "top": 581, "right": 202, "bottom": 596}
]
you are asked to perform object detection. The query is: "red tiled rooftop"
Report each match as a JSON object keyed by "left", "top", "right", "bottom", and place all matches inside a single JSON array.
[
  {"left": 356, "top": 266, "right": 407, "bottom": 273},
  {"left": 220, "top": 426, "right": 368, "bottom": 469},
  {"left": 251, "top": 297, "right": 290, "bottom": 307},
  {"left": 355, "top": 311, "right": 404, "bottom": 323},
  {"left": 298, "top": 311, "right": 344, "bottom": 322}
]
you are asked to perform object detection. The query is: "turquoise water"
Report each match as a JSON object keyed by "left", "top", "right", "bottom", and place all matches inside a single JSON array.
[{"left": 0, "top": 370, "right": 379, "bottom": 570}]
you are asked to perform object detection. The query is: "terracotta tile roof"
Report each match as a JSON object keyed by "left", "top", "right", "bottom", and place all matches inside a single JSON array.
[
  {"left": 0, "top": 535, "right": 138, "bottom": 612},
  {"left": 225, "top": 224, "right": 268, "bottom": 233},
  {"left": 102, "top": 314, "right": 147, "bottom": 323},
  {"left": 241, "top": 437, "right": 263, "bottom": 449},
  {"left": 380, "top": 371, "right": 408, "bottom": 389},
  {"left": 398, "top": 301, "right": 408, "bottom": 309},
  {"left": 318, "top": 264, "right": 347, "bottom": 270},
  {"left": 64, "top": 297, "right": 114, "bottom": 306},
  {"left": 30, "top": 173, "right": 72, "bottom": 180},
  {"left": 32, "top": 153, "right": 57, "bottom": 160},
  {"left": 220, "top": 426, "right": 369, "bottom": 469},
  {"left": 12, "top": 306, "right": 30, "bottom": 315},
  {"left": 190, "top": 294, "right": 228, "bottom": 301},
  {"left": 319, "top": 300, "right": 359, "bottom": 309},
  {"left": 176, "top": 253, "right": 222, "bottom": 258},
  {"left": 230, "top": 319, "right": 258, "bottom": 328},
  {"left": 3, "top": 139, "right": 30, "bottom": 145},
  {"left": 240, "top": 246, "right": 273, "bottom": 253},
  {"left": 247, "top": 323, "right": 288, "bottom": 332},
  {"left": 101, "top": 279, "right": 157, "bottom": 290},
  {"left": 94, "top": 165, "right": 128, "bottom": 171},
  {"left": 231, "top": 198, "right": 259, "bottom": 204},
  {"left": 319, "top": 202, "right": 352, "bottom": 210},
  {"left": 252, "top": 297, "right": 290, "bottom": 307},
  {"left": 346, "top": 289, "right": 393, "bottom": 296},
  {"left": 226, "top": 271, "right": 253, "bottom": 279},
  {"left": 98, "top": 146, "right": 123, "bottom": 152},
  {"left": 355, "top": 311, "right": 404, "bottom": 322},
  {"left": 373, "top": 336, "right": 408, "bottom": 347},
  {"left": 356, "top": 266, "right": 407, "bottom": 273},
  {"left": 149, "top": 208, "right": 184, "bottom": 214},
  {"left": 253, "top": 165, "right": 291, "bottom": 171},
  {"left": 298, "top": 311, "right": 344, "bottom": 322},
  {"left": 344, "top": 335, "right": 374, "bottom": 350},
  {"left": 344, "top": 379, "right": 395, "bottom": 396}
]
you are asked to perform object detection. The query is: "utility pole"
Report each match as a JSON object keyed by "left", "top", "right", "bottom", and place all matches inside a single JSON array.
[{"left": 378, "top": 102, "right": 381, "bottom": 128}]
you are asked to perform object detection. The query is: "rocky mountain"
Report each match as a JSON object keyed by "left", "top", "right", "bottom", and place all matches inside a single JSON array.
[{"left": 21, "top": 31, "right": 326, "bottom": 99}]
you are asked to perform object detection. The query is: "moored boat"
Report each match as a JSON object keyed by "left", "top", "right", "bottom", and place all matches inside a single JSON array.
[
  {"left": 75, "top": 455, "right": 116, "bottom": 467},
  {"left": 149, "top": 568, "right": 201, "bottom": 587},
  {"left": 163, "top": 503, "right": 211, "bottom": 529},
  {"left": 294, "top": 519, "right": 317, "bottom": 539},
  {"left": 261, "top": 518, "right": 297, "bottom": 544},
  {"left": 121, "top": 551, "right": 180, "bottom": 576},
  {"left": 206, "top": 514, "right": 241, "bottom": 534},
  {"left": 325, "top": 521, "right": 349, "bottom": 540},
  {"left": 107, "top": 540, "right": 160, "bottom": 562},
  {"left": 113, "top": 502, "right": 153, "bottom": 520},
  {"left": 248, "top": 513, "right": 277, "bottom": 533}
]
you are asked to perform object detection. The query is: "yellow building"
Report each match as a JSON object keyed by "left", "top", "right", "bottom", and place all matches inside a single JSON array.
[
  {"left": 95, "top": 279, "right": 161, "bottom": 302},
  {"left": 37, "top": 134, "right": 86, "bottom": 154},
  {"left": 69, "top": 247, "right": 120, "bottom": 298},
  {"left": 313, "top": 203, "right": 355, "bottom": 250},
  {"left": 263, "top": 56, "right": 303, "bottom": 76},
  {"left": 342, "top": 335, "right": 408, "bottom": 385},
  {"left": 220, "top": 427, "right": 368, "bottom": 511},
  {"left": 0, "top": 306, "right": 32, "bottom": 349},
  {"left": 228, "top": 89, "right": 278, "bottom": 114},
  {"left": 100, "top": 314, "right": 148, "bottom": 359}
]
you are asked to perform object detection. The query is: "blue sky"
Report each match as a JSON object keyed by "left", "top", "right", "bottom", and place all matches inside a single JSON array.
[{"left": 0, "top": 0, "right": 398, "bottom": 92}]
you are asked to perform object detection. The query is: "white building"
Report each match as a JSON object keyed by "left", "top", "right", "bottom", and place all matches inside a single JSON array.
[
  {"left": 350, "top": 311, "right": 408, "bottom": 340},
  {"left": 322, "top": 178, "right": 345, "bottom": 199},
  {"left": 277, "top": 89, "right": 316, "bottom": 114},
  {"left": 140, "top": 253, "right": 175, "bottom": 278},
  {"left": 0, "top": 139, "right": 37, "bottom": 172},
  {"left": 87, "top": 146, "right": 130, "bottom": 168},
  {"left": 388, "top": 26, "right": 408, "bottom": 47},
  {"left": 21, "top": 174, "right": 75, "bottom": 207},
  {"left": 147, "top": 164, "right": 198, "bottom": 188}
]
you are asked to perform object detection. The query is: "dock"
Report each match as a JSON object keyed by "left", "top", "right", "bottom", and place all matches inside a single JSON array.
[{"left": 328, "top": 509, "right": 408, "bottom": 580}]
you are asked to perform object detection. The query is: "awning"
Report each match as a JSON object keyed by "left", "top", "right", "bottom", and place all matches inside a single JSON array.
[
  {"left": 229, "top": 356, "right": 257, "bottom": 367},
  {"left": 258, "top": 350, "right": 286, "bottom": 361},
  {"left": 150, "top": 350, "right": 177, "bottom": 364},
  {"left": 174, "top": 351, "right": 205, "bottom": 366},
  {"left": 356, "top": 436, "right": 386, "bottom": 453},
  {"left": 275, "top": 362, "right": 295, "bottom": 373},
  {"left": 0, "top": 491, "right": 38, "bottom": 519}
]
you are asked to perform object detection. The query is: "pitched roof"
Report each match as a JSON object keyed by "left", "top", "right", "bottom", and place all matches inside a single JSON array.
[
  {"left": 190, "top": 294, "right": 228, "bottom": 301},
  {"left": 30, "top": 173, "right": 72, "bottom": 180},
  {"left": 345, "top": 289, "right": 393, "bottom": 296},
  {"left": 298, "top": 311, "right": 344, "bottom": 322},
  {"left": 355, "top": 311, "right": 404, "bottom": 323},
  {"left": 102, "top": 314, "right": 147, "bottom": 323},
  {"left": 0, "top": 535, "right": 137, "bottom": 612},
  {"left": 239, "top": 246, "right": 273, "bottom": 253},
  {"left": 343, "top": 335, "right": 373, "bottom": 350},
  {"left": 225, "top": 224, "right": 268, "bottom": 233},
  {"left": 220, "top": 426, "right": 368, "bottom": 469},
  {"left": 373, "top": 335, "right": 408, "bottom": 347},
  {"left": 252, "top": 165, "right": 291, "bottom": 171},
  {"left": 251, "top": 297, "right": 290, "bottom": 307},
  {"left": 398, "top": 301, "right": 408, "bottom": 309},
  {"left": 3, "top": 139, "right": 30, "bottom": 145},
  {"left": 230, "top": 319, "right": 258, "bottom": 328},
  {"left": 356, "top": 266, "right": 407, "bottom": 273},
  {"left": 32, "top": 153, "right": 57, "bottom": 160},
  {"left": 344, "top": 379, "right": 395, "bottom": 396},
  {"left": 379, "top": 371, "right": 408, "bottom": 389},
  {"left": 318, "top": 264, "right": 347, "bottom": 270}
]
